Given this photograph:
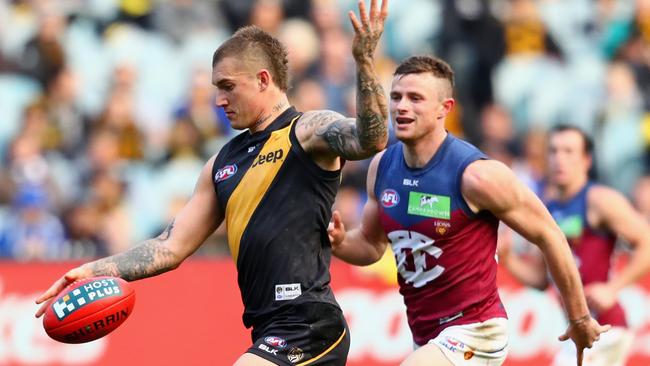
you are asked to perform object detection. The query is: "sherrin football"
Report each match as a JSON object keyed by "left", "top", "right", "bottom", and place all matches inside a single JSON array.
[{"left": 43, "top": 276, "right": 135, "bottom": 343}]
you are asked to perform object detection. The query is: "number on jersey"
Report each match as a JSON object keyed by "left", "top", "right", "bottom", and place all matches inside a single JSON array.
[{"left": 388, "top": 230, "right": 444, "bottom": 288}]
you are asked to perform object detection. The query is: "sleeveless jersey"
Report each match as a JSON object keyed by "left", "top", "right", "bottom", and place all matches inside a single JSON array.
[
  {"left": 375, "top": 134, "right": 507, "bottom": 346},
  {"left": 546, "top": 182, "right": 627, "bottom": 327},
  {"left": 211, "top": 107, "right": 341, "bottom": 329}
]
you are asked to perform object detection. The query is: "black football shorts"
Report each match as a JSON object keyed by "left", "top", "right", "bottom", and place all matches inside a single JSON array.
[{"left": 246, "top": 302, "right": 350, "bottom": 366}]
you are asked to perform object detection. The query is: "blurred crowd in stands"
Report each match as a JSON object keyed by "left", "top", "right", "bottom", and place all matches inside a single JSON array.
[{"left": 2, "top": 0, "right": 650, "bottom": 261}]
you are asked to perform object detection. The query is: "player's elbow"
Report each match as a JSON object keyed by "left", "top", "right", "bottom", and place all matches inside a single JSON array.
[{"left": 365, "top": 135, "right": 388, "bottom": 155}]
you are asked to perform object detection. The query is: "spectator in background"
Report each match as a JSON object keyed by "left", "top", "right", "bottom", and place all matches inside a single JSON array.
[
  {"left": 438, "top": 0, "right": 505, "bottom": 143},
  {"left": 248, "top": 0, "right": 284, "bottom": 34},
  {"left": 115, "top": 0, "right": 155, "bottom": 30},
  {"left": 153, "top": 0, "right": 222, "bottom": 44},
  {"left": 19, "top": 10, "right": 67, "bottom": 88},
  {"left": 38, "top": 68, "right": 88, "bottom": 158},
  {"left": 313, "top": 28, "right": 355, "bottom": 113},
  {"left": 174, "top": 68, "right": 232, "bottom": 157},
  {"left": 0, "top": 185, "right": 66, "bottom": 260},
  {"left": 62, "top": 201, "right": 109, "bottom": 258},
  {"left": 278, "top": 18, "right": 320, "bottom": 81},
  {"left": 86, "top": 169, "right": 132, "bottom": 255},
  {"left": 493, "top": 0, "right": 566, "bottom": 134},
  {"left": 595, "top": 61, "right": 645, "bottom": 194},
  {"left": 93, "top": 65, "right": 145, "bottom": 161},
  {"left": 513, "top": 128, "right": 548, "bottom": 197}
]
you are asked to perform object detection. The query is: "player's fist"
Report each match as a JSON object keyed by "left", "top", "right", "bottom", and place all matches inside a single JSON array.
[
  {"left": 35, "top": 265, "right": 94, "bottom": 318},
  {"left": 328, "top": 210, "right": 346, "bottom": 251}
]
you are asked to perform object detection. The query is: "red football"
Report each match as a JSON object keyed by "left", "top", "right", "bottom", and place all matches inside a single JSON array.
[{"left": 43, "top": 276, "right": 135, "bottom": 343}]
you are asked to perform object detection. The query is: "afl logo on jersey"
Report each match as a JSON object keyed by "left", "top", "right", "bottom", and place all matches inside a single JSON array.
[
  {"left": 380, "top": 189, "right": 400, "bottom": 208},
  {"left": 215, "top": 164, "right": 237, "bottom": 182}
]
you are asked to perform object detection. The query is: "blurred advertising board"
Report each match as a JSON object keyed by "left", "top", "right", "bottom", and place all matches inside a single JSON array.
[{"left": 1, "top": 259, "right": 649, "bottom": 365}]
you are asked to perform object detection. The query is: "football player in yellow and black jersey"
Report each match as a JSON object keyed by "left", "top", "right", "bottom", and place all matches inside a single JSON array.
[{"left": 35, "top": 1, "right": 390, "bottom": 365}]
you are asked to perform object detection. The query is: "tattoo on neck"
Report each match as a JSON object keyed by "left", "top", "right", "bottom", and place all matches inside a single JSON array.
[{"left": 252, "top": 102, "right": 287, "bottom": 130}]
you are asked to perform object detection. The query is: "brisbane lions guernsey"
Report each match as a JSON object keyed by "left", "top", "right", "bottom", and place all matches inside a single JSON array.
[
  {"left": 375, "top": 133, "right": 507, "bottom": 345},
  {"left": 211, "top": 107, "right": 341, "bottom": 329},
  {"left": 546, "top": 182, "right": 627, "bottom": 327}
]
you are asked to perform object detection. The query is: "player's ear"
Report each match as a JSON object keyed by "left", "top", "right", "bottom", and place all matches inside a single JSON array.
[
  {"left": 258, "top": 69, "right": 271, "bottom": 91},
  {"left": 438, "top": 98, "right": 455, "bottom": 119}
]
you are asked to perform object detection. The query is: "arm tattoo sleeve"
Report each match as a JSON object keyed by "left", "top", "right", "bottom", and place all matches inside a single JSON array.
[
  {"left": 314, "top": 62, "right": 388, "bottom": 160},
  {"left": 88, "top": 219, "right": 181, "bottom": 281}
]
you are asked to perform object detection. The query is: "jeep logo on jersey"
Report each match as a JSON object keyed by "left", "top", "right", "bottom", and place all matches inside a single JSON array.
[
  {"left": 252, "top": 149, "right": 284, "bottom": 168},
  {"left": 215, "top": 165, "right": 237, "bottom": 182},
  {"left": 380, "top": 189, "right": 400, "bottom": 208},
  {"left": 265, "top": 336, "right": 287, "bottom": 349}
]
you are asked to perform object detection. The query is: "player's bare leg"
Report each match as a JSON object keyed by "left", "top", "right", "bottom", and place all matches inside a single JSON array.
[
  {"left": 401, "top": 344, "right": 453, "bottom": 366},
  {"left": 233, "top": 353, "right": 278, "bottom": 366}
]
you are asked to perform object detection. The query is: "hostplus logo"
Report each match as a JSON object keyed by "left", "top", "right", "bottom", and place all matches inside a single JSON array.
[{"left": 52, "top": 279, "right": 122, "bottom": 320}]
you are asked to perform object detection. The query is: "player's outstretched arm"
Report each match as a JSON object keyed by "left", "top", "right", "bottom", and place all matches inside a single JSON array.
[
  {"left": 296, "top": 0, "right": 389, "bottom": 162},
  {"left": 461, "top": 159, "right": 610, "bottom": 366},
  {"left": 35, "top": 156, "right": 224, "bottom": 318},
  {"left": 583, "top": 186, "right": 650, "bottom": 313},
  {"left": 329, "top": 153, "right": 389, "bottom": 265}
]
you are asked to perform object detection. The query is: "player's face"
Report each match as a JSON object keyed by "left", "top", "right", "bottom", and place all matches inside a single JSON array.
[
  {"left": 548, "top": 130, "right": 591, "bottom": 186},
  {"left": 212, "top": 57, "right": 266, "bottom": 130},
  {"left": 389, "top": 73, "right": 453, "bottom": 142}
]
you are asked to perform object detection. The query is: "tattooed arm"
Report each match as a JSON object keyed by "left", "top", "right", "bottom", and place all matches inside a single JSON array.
[
  {"left": 35, "top": 156, "right": 223, "bottom": 317},
  {"left": 295, "top": 0, "right": 389, "bottom": 164}
]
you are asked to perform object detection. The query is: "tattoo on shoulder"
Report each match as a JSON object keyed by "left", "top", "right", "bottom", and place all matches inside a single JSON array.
[
  {"left": 297, "top": 110, "right": 344, "bottom": 130},
  {"left": 315, "top": 119, "right": 364, "bottom": 159}
]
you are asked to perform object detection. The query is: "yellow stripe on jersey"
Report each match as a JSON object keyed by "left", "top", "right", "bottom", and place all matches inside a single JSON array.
[
  {"left": 296, "top": 328, "right": 347, "bottom": 366},
  {"left": 225, "top": 117, "right": 299, "bottom": 263}
]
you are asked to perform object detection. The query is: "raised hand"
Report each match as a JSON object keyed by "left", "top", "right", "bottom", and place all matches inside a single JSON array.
[
  {"left": 348, "top": 0, "right": 389, "bottom": 61},
  {"left": 558, "top": 315, "right": 611, "bottom": 366}
]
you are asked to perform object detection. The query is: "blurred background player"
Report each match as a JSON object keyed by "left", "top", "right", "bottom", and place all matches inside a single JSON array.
[
  {"left": 328, "top": 56, "right": 608, "bottom": 366},
  {"left": 33, "top": 1, "right": 390, "bottom": 365},
  {"left": 499, "top": 125, "right": 650, "bottom": 366}
]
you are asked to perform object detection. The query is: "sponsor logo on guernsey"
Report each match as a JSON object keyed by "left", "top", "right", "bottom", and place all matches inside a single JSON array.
[
  {"left": 408, "top": 192, "right": 451, "bottom": 219},
  {"left": 380, "top": 189, "right": 400, "bottom": 208},
  {"left": 275, "top": 283, "right": 302, "bottom": 301},
  {"left": 434, "top": 221, "right": 451, "bottom": 235},
  {"left": 287, "top": 347, "right": 304, "bottom": 363},
  {"left": 251, "top": 149, "right": 284, "bottom": 168},
  {"left": 52, "top": 279, "right": 122, "bottom": 320},
  {"left": 214, "top": 164, "right": 237, "bottom": 182},
  {"left": 265, "top": 336, "right": 287, "bottom": 349}
]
